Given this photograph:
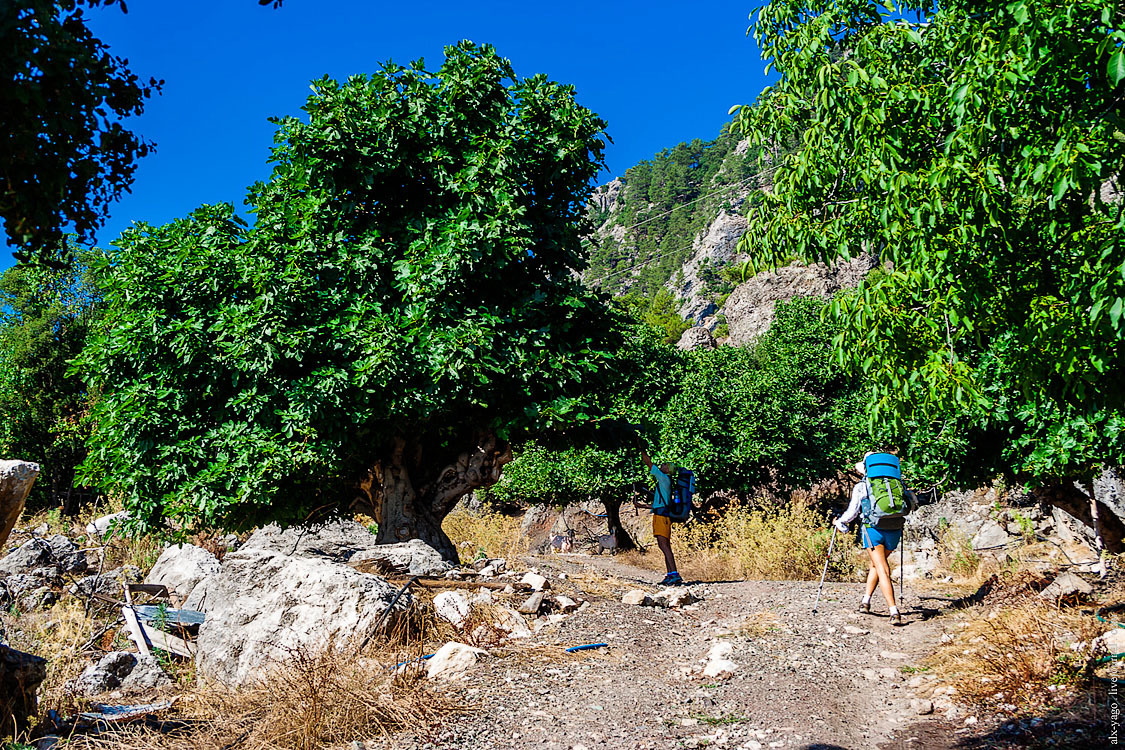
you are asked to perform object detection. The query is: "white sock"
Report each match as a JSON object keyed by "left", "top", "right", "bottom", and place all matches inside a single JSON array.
[
  {"left": 890, "top": 606, "right": 900, "bottom": 616},
  {"left": 861, "top": 595, "right": 871, "bottom": 605}
]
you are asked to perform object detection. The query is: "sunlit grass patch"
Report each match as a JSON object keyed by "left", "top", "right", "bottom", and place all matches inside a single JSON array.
[{"left": 443, "top": 506, "right": 526, "bottom": 562}]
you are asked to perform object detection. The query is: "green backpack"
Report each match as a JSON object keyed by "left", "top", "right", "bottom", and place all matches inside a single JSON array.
[{"left": 861, "top": 453, "right": 909, "bottom": 531}]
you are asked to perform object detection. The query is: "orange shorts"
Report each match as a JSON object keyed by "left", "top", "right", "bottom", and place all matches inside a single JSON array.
[{"left": 652, "top": 513, "right": 671, "bottom": 539}]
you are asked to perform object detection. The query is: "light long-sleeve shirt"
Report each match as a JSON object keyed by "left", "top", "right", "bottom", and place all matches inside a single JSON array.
[{"left": 838, "top": 482, "right": 868, "bottom": 526}]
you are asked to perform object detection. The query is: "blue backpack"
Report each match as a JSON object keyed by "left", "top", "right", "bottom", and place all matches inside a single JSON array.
[
  {"left": 861, "top": 453, "right": 909, "bottom": 531},
  {"left": 654, "top": 468, "right": 696, "bottom": 523}
]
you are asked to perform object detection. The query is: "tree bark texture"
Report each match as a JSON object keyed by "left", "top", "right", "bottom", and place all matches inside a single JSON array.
[
  {"left": 353, "top": 433, "right": 512, "bottom": 563},
  {"left": 1035, "top": 476, "right": 1125, "bottom": 554},
  {"left": 602, "top": 497, "right": 636, "bottom": 551},
  {"left": 0, "top": 460, "right": 40, "bottom": 553}
]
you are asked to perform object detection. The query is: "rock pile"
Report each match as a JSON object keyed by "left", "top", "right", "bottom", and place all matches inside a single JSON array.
[{"left": 901, "top": 486, "right": 1104, "bottom": 580}]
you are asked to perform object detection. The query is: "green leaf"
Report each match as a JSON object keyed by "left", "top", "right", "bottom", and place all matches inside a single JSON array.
[
  {"left": 1110, "top": 298, "right": 1124, "bottom": 329},
  {"left": 1110, "top": 50, "right": 1125, "bottom": 87}
]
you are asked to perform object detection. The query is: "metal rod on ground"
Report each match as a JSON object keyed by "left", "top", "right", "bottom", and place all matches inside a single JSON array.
[{"left": 812, "top": 525, "right": 838, "bottom": 613}]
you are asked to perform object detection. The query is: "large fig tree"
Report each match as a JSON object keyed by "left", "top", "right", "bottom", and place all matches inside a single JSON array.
[
  {"left": 732, "top": 1, "right": 1125, "bottom": 543},
  {"left": 78, "top": 43, "right": 617, "bottom": 561}
]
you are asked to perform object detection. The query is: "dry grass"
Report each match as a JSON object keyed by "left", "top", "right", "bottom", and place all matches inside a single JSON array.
[
  {"left": 727, "top": 610, "right": 786, "bottom": 639},
  {"left": 65, "top": 645, "right": 453, "bottom": 750},
  {"left": 927, "top": 600, "right": 1107, "bottom": 712},
  {"left": 443, "top": 507, "right": 526, "bottom": 562},
  {"left": 621, "top": 502, "right": 864, "bottom": 582},
  {"left": 14, "top": 495, "right": 163, "bottom": 573},
  {"left": 936, "top": 522, "right": 983, "bottom": 581},
  {"left": 571, "top": 568, "right": 634, "bottom": 599},
  {"left": 0, "top": 598, "right": 98, "bottom": 720}
]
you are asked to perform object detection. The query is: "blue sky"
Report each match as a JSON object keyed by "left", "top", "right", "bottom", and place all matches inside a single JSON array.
[{"left": 3, "top": 0, "right": 770, "bottom": 270}]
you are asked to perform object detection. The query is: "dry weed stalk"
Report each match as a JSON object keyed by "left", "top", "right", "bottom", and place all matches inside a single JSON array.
[
  {"left": 628, "top": 502, "right": 863, "bottom": 582},
  {"left": 443, "top": 507, "right": 526, "bottom": 561},
  {"left": 928, "top": 601, "right": 1105, "bottom": 711}
]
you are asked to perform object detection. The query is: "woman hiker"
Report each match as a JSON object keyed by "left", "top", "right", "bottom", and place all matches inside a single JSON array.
[{"left": 834, "top": 452, "right": 915, "bottom": 626}]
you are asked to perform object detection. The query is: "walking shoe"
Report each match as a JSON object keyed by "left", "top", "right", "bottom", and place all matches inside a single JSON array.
[
  {"left": 891, "top": 612, "right": 904, "bottom": 626},
  {"left": 858, "top": 599, "right": 871, "bottom": 614},
  {"left": 660, "top": 573, "right": 683, "bottom": 586}
]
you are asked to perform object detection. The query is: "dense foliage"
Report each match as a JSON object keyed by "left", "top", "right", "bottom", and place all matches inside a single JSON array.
[
  {"left": 734, "top": 0, "right": 1125, "bottom": 481},
  {"left": 0, "top": 246, "right": 102, "bottom": 508},
  {"left": 493, "top": 298, "right": 870, "bottom": 511},
  {"left": 77, "top": 43, "right": 617, "bottom": 546},
  {"left": 1, "top": 0, "right": 160, "bottom": 263}
]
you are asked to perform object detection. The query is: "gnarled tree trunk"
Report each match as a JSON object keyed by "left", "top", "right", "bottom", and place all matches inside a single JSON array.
[
  {"left": 603, "top": 497, "right": 636, "bottom": 551},
  {"left": 352, "top": 433, "right": 512, "bottom": 563}
]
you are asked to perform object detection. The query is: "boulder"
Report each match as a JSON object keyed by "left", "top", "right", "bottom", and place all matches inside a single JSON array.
[
  {"left": 240, "top": 519, "right": 380, "bottom": 561},
  {"left": 971, "top": 520, "right": 1012, "bottom": 550},
  {"left": 425, "top": 642, "right": 488, "bottom": 680},
  {"left": 0, "top": 534, "right": 86, "bottom": 576},
  {"left": 349, "top": 538, "right": 452, "bottom": 576},
  {"left": 0, "top": 572, "right": 56, "bottom": 611},
  {"left": 0, "top": 460, "right": 39, "bottom": 552},
  {"left": 433, "top": 591, "right": 471, "bottom": 628},
  {"left": 652, "top": 588, "right": 698, "bottom": 608},
  {"left": 520, "top": 572, "right": 549, "bottom": 591},
  {"left": 492, "top": 606, "right": 532, "bottom": 639},
  {"left": 193, "top": 539, "right": 405, "bottom": 687},
  {"left": 0, "top": 643, "right": 47, "bottom": 737},
  {"left": 70, "top": 573, "right": 127, "bottom": 599},
  {"left": 677, "top": 327, "right": 716, "bottom": 351},
  {"left": 912, "top": 699, "right": 935, "bottom": 716},
  {"left": 553, "top": 595, "right": 579, "bottom": 613},
  {"left": 145, "top": 543, "right": 222, "bottom": 599},
  {"left": 1039, "top": 571, "right": 1093, "bottom": 602},
  {"left": 622, "top": 589, "right": 653, "bottom": 606},
  {"left": 1096, "top": 628, "right": 1125, "bottom": 656},
  {"left": 519, "top": 499, "right": 650, "bottom": 556},
  {"left": 85, "top": 511, "right": 131, "bottom": 539},
  {"left": 73, "top": 651, "right": 171, "bottom": 696}
]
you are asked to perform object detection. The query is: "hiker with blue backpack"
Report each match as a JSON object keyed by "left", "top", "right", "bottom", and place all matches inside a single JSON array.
[
  {"left": 636, "top": 443, "right": 695, "bottom": 586},
  {"left": 833, "top": 451, "right": 917, "bottom": 626}
]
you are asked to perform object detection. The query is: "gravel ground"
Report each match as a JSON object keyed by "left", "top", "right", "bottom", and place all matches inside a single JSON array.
[{"left": 379, "top": 554, "right": 963, "bottom": 750}]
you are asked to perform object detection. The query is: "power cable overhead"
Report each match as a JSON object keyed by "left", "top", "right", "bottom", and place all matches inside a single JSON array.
[{"left": 585, "top": 165, "right": 778, "bottom": 289}]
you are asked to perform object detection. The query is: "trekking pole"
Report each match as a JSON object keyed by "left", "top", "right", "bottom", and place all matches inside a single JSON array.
[
  {"left": 900, "top": 525, "right": 906, "bottom": 613},
  {"left": 812, "top": 525, "right": 838, "bottom": 614}
]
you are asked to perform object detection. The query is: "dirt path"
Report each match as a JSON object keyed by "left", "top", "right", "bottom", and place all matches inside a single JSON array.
[{"left": 382, "top": 554, "right": 960, "bottom": 750}]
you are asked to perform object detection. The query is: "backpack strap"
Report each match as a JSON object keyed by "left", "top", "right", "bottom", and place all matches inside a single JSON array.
[{"left": 860, "top": 479, "right": 872, "bottom": 525}]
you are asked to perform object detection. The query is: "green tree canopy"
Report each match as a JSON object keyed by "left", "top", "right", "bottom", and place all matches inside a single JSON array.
[
  {"left": 1, "top": 0, "right": 161, "bottom": 263},
  {"left": 0, "top": 244, "right": 102, "bottom": 508},
  {"left": 494, "top": 298, "right": 870, "bottom": 530},
  {"left": 733, "top": 0, "right": 1125, "bottom": 484},
  {"left": 78, "top": 43, "right": 616, "bottom": 560}
]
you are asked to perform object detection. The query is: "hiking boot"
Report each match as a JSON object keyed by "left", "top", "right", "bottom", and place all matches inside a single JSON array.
[
  {"left": 858, "top": 599, "right": 872, "bottom": 614},
  {"left": 891, "top": 612, "right": 904, "bottom": 626},
  {"left": 660, "top": 573, "right": 683, "bottom": 586}
]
